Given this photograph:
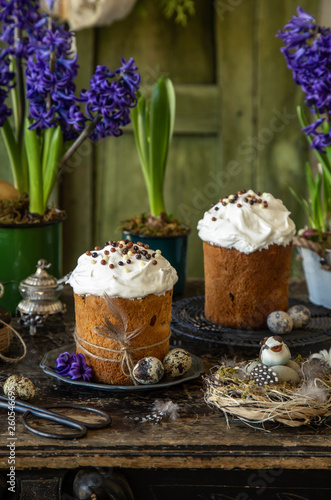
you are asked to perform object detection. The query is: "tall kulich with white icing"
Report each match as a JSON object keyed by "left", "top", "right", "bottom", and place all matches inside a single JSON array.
[
  {"left": 67, "top": 239, "right": 178, "bottom": 385},
  {"left": 197, "top": 190, "right": 296, "bottom": 330}
]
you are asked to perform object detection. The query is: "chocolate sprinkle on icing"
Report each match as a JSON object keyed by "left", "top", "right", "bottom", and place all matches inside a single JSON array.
[{"left": 85, "top": 239, "right": 162, "bottom": 270}]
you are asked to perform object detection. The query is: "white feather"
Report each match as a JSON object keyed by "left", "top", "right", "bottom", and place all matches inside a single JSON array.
[
  {"left": 301, "top": 359, "right": 329, "bottom": 381},
  {"left": 295, "top": 380, "right": 328, "bottom": 403},
  {"left": 310, "top": 348, "right": 331, "bottom": 368},
  {"left": 152, "top": 400, "right": 179, "bottom": 420}
]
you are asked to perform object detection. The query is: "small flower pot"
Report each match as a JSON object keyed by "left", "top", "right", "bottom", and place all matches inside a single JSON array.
[
  {"left": 122, "top": 230, "right": 190, "bottom": 296},
  {"left": 0, "top": 219, "right": 64, "bottom": 315},
  {"left": 299, "top": 247, "right": 331, "bottom": 309}
]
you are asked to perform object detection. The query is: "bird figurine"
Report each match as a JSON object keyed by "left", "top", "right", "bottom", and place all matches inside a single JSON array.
[{"left": 259, "top": 336, "right": 291, "bottom": 367}]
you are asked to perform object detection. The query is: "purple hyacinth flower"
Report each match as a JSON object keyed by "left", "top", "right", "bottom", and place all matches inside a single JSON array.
[
  {"left": 116, "top": 57, "right": 141, "bottom": 92},
  {"left": 25, "top": 22, "right": 82, "bottom": 136},
  {"left": 79, "top": 58, "right": 140, "bottom": 141},
  {"left": 68, "top": 353, "right": 94, "bottom": 382},
  {"left": 44, "top": 0, "right": 55, "bottom": 10},
  {"left": 278, "top": 7, "right": 331, "bottom": 153},
  {"left": 0, "top": 0, "right": 140, "bottom": 151},
  {"left": 0, "top": 0, "right": 48, "bottom": 59},
  {"left": 0, "top": 49, "right": 15, "bottom": 126},
  {"left": 55, "top": 352, "right": 94, "bottom": 381},
  {"left": 55, "top": 352, "right": 74, "bottom": 376},
  {"left": 302, "top": 117, "right": 324, "bottom": 136}
]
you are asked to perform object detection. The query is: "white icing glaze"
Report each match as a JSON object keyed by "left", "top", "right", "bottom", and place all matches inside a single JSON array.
[
  {"left": 197, "top": 190, "right": 296, "bottom": 253},
  {"left": 67, "top": 241, "right": 178, "bottom": 299}
]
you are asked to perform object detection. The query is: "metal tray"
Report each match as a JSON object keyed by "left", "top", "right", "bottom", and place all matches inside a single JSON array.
[{"left": 40, "top": 343, "right": 205, "bottom": 391}]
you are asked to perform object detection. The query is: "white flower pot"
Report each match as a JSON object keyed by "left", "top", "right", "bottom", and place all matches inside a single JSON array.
[{"left": 300, "top": 247, "right": 331, "bottom": 309}]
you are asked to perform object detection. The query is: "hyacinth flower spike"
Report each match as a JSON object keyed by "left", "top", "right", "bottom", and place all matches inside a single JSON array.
[
  {"left": 278, "top": 6, "right": 331, "bottom": 232},
  {"left": 0, "top": 0, "right": 140, "bottom": 215}
]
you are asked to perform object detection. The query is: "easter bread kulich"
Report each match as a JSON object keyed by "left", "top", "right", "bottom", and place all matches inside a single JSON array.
[
  {"left": 68, "top": 240, "right": 178, "bottom": 385},
  {"left": 197, "top": 190, "right": 295, "bottom": 330}
]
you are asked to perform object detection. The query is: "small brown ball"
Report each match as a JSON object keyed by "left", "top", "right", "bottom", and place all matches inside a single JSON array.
[{"left": 0, "top": 180, "right": 20, "bottom": 201}]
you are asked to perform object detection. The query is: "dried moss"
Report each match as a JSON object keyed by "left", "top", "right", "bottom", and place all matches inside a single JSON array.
[
  {"left": 121, "top": 212, "right": 190, "bottom": 237},
  {"left": 305, "top": 230, "right": 331, "bottom": 250},
  {"left": 0, "top": 196, "right": 65, "bottom": 225}
]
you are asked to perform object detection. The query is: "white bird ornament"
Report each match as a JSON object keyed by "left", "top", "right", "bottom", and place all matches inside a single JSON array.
[{"left": 259, "top": 336, "right": 291, "bottom": 367}]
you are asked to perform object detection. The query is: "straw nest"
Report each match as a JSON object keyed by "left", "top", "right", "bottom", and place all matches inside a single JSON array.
[{"left": 204, "top": 356, "right": 331, "bottom": 429}]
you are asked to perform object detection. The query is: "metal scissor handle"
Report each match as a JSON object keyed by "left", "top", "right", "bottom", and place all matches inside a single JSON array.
[
  {"left": 22, "top": 407, "right": 87, "bottom": 439},
  {"left": 22, "top": 404, "right": 112, "bottom": 439},
  {"left": 50, "top": 404, "right": 113, "bottom": 429},
  {"left": 0, "top": 397, "right": 112, "bottom": 440}
]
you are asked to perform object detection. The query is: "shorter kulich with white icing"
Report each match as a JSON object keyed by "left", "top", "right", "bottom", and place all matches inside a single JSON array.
[
  {"left": 68, "top": 239, "right": 178, "bottom": 385},
  {"left": 197, "top": 189, "right": 296, "bottom": 253},
  {"left": 68, "top": 239, "right": 178, "bottom": 299}
]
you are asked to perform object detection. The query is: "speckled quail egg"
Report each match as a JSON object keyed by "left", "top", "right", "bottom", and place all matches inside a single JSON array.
[
  {"left": 3, "top": 375, "right": 36, "bottom": 401},
  {"left": 132, "top": 357, "right": 164, "bottom": 385},
  {"left": 267, "top": 311, "right": 293, "bottom": 334},
  {"left": 269, "top": 365, "right": 300, "bottom": 385},
  {"left": 287, "top": 305, "right": 311, "bottom": 329},
  {"left": 163, "top": 348, "right": 192, "bottom": 379}
]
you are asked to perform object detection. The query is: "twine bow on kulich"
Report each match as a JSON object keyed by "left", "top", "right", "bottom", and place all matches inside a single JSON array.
[
  {"left": 93, "top": 293, "right": 147, "bottom": 385},
  {"left": 74, "top": 293, "right": 171, "bottom": 385}
]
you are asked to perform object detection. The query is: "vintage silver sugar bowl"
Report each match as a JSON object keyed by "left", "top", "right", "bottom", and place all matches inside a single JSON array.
[{"left": 17, "top": 259, "right": 67, "bottom": 335}]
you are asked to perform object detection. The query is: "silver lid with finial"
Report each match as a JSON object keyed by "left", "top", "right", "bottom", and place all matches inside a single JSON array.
[{"left": 17, "top": 260, "right": 67, "bottom": 334}]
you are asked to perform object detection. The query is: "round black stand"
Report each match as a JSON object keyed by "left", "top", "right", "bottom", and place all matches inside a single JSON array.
[{"left": 171, "top": 297, "right": 331, "bottom": 348}]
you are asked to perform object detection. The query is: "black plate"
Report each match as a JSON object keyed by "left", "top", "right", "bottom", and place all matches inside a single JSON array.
[
  {"left": 171, "top": 297, "right": 331, "bottom": 347},
  {"left": 40, "top": 344, "right": 205, "bottom": 391}
]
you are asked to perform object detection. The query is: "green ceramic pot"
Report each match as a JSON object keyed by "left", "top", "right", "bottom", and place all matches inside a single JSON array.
[
  {"left": 0, "top": 219, "right": 64, "bottom": 314},
  {"left": 122, "top": 230, "right": 190, "bottom": 296}
]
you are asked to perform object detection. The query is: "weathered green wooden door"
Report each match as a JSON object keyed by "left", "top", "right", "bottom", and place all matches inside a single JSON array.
[{"left": 0, "top": 0, "right": 321, "bottom": 277}]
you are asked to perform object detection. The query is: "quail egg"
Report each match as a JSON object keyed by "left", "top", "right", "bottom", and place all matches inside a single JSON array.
[
  {"left": 267, "top": 311, "right": 293, "bottom": 334},
  {"left": 132, "top": 357, "right": 164, "bottom": 385},
  {"left": 270, "top": 365, "right": 300, "bottom": 385},
  {"left": 287, "top": 305, "right": 311, "bottom": 329},
  {"left": 163, "top": 348, "right": 192, "bottom": 379},
  {"left": 3, "top": 375, "right": 36, "bottom": 401}
]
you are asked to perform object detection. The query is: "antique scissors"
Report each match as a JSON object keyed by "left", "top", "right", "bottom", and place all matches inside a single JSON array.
[{"left": 0, "top": 396, "right": 111, "bottom": 439}]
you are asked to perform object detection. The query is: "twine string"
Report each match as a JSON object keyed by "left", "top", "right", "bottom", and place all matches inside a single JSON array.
[
  {"left": 76, "top": 293, "right": 170, "bottom": 383},
  {"left": 74, "top": 329, "right": 171, "bottom": 384},
  {"left": 293, "top": 236, "right": 331, "bottom": 271},
  {"left": 0, "top": 319, "right": 27, "bottom": 363}
]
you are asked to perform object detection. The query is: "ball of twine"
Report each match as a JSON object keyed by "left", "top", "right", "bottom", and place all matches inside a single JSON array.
[{"left": 0, "top": 320, "right": 27, "bottom": 363}]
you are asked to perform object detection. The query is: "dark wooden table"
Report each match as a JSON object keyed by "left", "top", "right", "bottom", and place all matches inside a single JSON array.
[{"left": 0, "top": 280, "right": 330, "bottom": 500}]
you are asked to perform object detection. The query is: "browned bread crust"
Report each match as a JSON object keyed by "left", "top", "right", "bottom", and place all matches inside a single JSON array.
[
  {"left": 203, "top": 242, "right": 292, "bottom": 330},
  {"left": 74, "top": 290, "right": 173, "bottom": 385}
]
